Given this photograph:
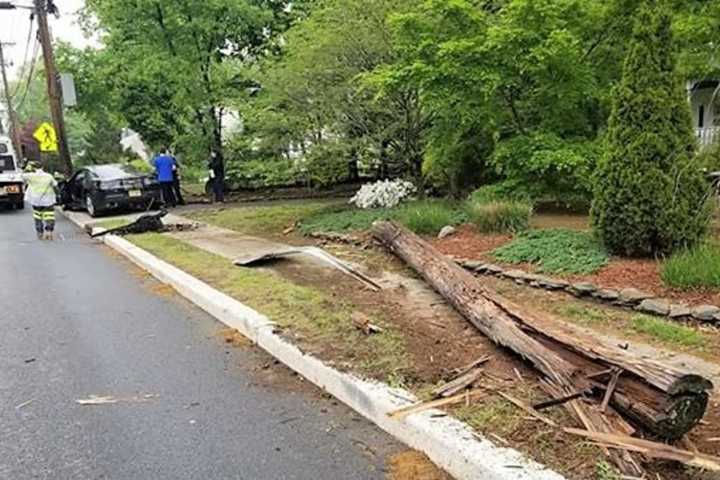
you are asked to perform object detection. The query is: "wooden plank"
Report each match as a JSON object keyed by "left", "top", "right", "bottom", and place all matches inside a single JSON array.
[
  {"left": 388, "top": 389, "right": 487, "bottom": 420},
  {"left": 432, "top": 367, "right": 485, "bottom": 398}
]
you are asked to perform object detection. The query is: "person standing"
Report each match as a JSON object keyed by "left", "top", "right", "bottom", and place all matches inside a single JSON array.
[
  {"left": 208, "top": 151, "right": 224, "bottom": 203},
  {"left": 23, "top": 162, "right": 58, "bottom": 240},
  {"left": 152, "top": 147, "right": 177, "bottom": 207},
  {"left": 170, "top": 151, "right": 186, "bottom": 206}
]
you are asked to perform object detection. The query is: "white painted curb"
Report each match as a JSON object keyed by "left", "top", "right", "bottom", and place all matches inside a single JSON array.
[{"left": 63, "top": 209, "right": 565, "bottom": 480}]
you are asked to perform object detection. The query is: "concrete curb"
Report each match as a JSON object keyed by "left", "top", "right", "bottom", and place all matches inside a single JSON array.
[{"left": 63, "top": 209, "right": 565, "bottom": 480}]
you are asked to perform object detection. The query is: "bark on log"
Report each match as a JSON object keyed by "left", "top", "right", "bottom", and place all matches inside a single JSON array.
[{"left": 372, "top": 221, "right": 712, "bottom": 444}]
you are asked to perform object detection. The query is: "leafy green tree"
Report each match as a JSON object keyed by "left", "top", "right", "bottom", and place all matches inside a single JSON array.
[
  {"left": 82, "top": 0, "right": 302, "bottom": 167},
  {"left": 592, "top": 1, "right": 710, "bottom": 256}
]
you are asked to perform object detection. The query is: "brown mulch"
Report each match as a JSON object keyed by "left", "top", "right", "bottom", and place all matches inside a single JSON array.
[
  {"left": 429, "top": 225, "right": 511, "bottom": 260},
  {"left": 432, "top": 226, "right": 720, "bottom": 307}
]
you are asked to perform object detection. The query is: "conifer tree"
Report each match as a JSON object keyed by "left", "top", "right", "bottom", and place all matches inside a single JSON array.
[{"left": 592, "top": 0, "right": 711, "bottom": 256}]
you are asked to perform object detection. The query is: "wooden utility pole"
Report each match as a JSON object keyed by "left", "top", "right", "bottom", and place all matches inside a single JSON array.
[
  {"left": 34, "top": 0, "right": 71, "bottom": 175},
  {"left": 0, "top": 41, "right": 22, "bottom": 157}
]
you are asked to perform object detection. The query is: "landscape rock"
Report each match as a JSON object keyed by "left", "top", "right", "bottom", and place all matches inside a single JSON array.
[
  {"left": 669, "top": 304, "right": 691, "bottom": 319},
  {"left": 462, "top": 260, "right": 484, "bottom": 271},
  {"left": 592, "top": 289, "right": 620, "bottom": 302},
  {"left": 438, "top": 225, "right": 457, "bottom": 240},
  {"left": 569, "top": 282, "right": 597, "bottom": 296},
  {"left": 535, "top": 276, "right": 569, "bottom": 290},
  {"left": 473, "top": 263, "right": 489, "bottom": 273},
  {"left": 483, "top": 264, "right": 504, "bottom": 275},
  {"left": 636, "top": 299, "right": 671, "bottom": 316},
  {"left": 503, "top": 269, "right": 529, "bottom": 282},
  {"left": 691, "top": 305, "right": 720, "bottom": 322},
  {"left": 618, "top": 288, "right": 654, "bottom": 305}
]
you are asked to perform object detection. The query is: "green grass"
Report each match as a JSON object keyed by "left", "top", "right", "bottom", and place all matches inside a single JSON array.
[
  {"left": 185, "top": 201, "right": 338, "bottom": 236},
  {"left": 393, "top": 200, "right": 466, "bottom": 235},
  {"left": 126, "top": 233, "right": 409, "bottom": 380},
  {"left": 298, "top": 207, "right": 392, "bottom": 235},
  {"left": 661, "top": 243, "right": 720, "bottom": 289},
  {"left": 465, "top": 199, "right": 532, "bottom": 233},
  {"left": 493, "top": 228, "right": 608, "bottom": 274},
  {"left": 554, "top": 304, "right": 610, "bottom": 327},
  {"left": 630, "top": 315, "right": 707, "bottom": 348},
  {"left": 298, "top": 199, "right": 466, "bottom": 236}
]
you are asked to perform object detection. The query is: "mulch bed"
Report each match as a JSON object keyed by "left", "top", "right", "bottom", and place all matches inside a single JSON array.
[{"left": 431, "top": 226, "right": 720, "bottom": 307}]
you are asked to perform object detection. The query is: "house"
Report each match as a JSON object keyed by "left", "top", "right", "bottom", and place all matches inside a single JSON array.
[{"left": 689, "top": 80, "right": 719, "bottom": 148}]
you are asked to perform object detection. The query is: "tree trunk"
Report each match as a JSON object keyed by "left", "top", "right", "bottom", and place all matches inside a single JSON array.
[{"left": 372, "top": 221, "right": 712, "bottom": 445}]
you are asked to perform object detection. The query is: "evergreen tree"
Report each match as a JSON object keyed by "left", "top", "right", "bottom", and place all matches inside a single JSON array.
[{"left": 592, "top": 0, "right": 710, "bottom": 257}]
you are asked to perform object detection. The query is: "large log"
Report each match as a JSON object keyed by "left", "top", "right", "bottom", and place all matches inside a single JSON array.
[{"left": 372, "top": 221, "right": 712, "bottom": 443}]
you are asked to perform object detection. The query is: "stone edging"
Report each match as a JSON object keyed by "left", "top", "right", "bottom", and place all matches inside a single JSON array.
[
  {"left": 60, "top": 210, "right": 565, "bottom": 480},
  {"left": 454, "top": 259, "right": 720, "bottom": 324}
]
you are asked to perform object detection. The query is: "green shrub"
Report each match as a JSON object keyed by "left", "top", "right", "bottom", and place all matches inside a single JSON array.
[
  {"left": 225, "top": 159, "right": 301, "bottom": 189},
  {"left": 299, "top": 207, "right": 391, "bottom": 234},
  {"left": 661, "top": 243, "right": 720, "bottom": 289},
  {"left": 468, "top": 183, "right": 532, "bottom": 204},
  {"left": 394, "top": 200, "right": 465, "bottom": 235},
  {"left": 465, "top": 200, "right": 532, "bottom": 233},
  {"left": 302, "top": 142, "right": 349, "bottom": 188},
  {"left": 490, "top": 133, "right": 599, "bottom": 205},
  {"left": 591, "top": 4, "right": 711, "bottom": 256},
  {"left": 493, "top": 229, "right": 608, "bottom": 274}
]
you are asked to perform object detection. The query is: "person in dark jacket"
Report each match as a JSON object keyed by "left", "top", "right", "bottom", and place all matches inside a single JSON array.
[
  {"left": 208, "top": 151, "right": 225, "bottom": 203},
  {"left": 170, "top": 152, "right": 186, "bottom": 206}
]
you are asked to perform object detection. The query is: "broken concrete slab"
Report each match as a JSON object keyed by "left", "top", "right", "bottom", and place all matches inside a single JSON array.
[
  {"left": 503, "top": 269, "right": 529, "bottom": 281},
  {"left": 482, "top": 264, "right": 504, "bottom": 275},
  {"left": 535, "top": 276, "right": 569, "bottom": 290}
]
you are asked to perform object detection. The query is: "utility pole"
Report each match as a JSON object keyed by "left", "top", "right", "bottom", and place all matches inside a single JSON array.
[
  {"left": 34, "top": 0, "right": 71, "bottom": 175},
  {"left": 0, "top": 41, "right": 22, "bottom": 157}
]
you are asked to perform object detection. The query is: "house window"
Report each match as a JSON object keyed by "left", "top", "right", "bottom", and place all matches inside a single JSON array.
[{"left": 699, "top": 105, "right": 705, "bottom": 128}]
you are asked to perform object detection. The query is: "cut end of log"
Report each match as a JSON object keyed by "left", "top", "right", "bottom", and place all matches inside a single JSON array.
[{"left": 668, "top": 375, "right": 714, "bottom": 396}]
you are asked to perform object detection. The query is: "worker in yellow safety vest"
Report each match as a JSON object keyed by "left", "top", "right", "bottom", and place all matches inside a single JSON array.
[{"left": 23, "top": 162, "right": 58, "bottom": 240}]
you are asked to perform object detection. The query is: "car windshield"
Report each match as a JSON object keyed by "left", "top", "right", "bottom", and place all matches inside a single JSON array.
[
  {"left": 0, "top": 155, "right": 16, "bottom": 172},
  {"left": 88, "top": 164, "right": 145, "bottom": 180}
]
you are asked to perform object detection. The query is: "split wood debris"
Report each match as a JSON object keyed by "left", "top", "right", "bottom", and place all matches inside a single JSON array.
[
  {"left": 373, "top": 221, "right": 717, "bottom": 476},
  {"left": 351, "top": 312, "right": 384, "bottom": 335}
]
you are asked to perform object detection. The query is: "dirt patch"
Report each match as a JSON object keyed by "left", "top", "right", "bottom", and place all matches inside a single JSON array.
[
  {"left": 216, "top": 327, "right": 253, "bottom": 347},
  {"left": 386, "top": 451, "right": 451, "bottom": 480},
  {"left": 148, "top": 283, "right": 176, "bottom": 298}
]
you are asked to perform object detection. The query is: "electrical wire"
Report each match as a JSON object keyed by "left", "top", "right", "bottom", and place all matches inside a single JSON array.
[
  {"left": 14, "top": 35, "right": 40, "bottom": 113},
  {"left": 11, "top": 13, "right": 35, "bottom": 100}
]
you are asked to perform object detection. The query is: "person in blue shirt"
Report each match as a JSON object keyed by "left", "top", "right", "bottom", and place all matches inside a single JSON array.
[{"left": 152, "top": 147, "right": 177, "bottom": 207}]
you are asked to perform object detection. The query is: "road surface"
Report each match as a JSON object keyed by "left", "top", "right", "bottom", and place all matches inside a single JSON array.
[{"left": 0, "top": 208, "right": 404, "bottom": 479}]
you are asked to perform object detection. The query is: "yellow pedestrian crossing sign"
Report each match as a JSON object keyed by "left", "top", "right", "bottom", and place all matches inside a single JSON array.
[{"left": 33, "top": 122, "right": 58, "bottom": 153}]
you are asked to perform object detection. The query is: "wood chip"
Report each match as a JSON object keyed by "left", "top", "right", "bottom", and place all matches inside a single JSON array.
[
  {"left": 601, "top": 368, "right": 623, "bottom": 413},
  {"left": 431, "top": 367, "right": 485, "bottom": 398},
  {"left": 564, "top": 428, "right": 720, "bottom": 471},
  {"left": 388, "top": 389, "right": 487, "bottom": 420}
]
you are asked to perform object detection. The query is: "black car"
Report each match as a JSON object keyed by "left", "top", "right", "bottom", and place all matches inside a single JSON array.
[{"left": 60, "top": 164, "right": 162, "bottom": 217}]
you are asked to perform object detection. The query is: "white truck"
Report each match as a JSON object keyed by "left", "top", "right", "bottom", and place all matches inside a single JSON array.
[{"left": 0, "top": 135, "right": 24, "bottom": 210}]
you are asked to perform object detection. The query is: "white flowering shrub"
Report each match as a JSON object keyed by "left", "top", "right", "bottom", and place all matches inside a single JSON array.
[{"left": 350, "top": 179, "right": 416, "bottom": 209}]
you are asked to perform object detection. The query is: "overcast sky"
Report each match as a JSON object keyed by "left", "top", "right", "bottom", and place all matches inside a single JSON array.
[{"left": 0, "top": 0, "right": 91, "bottom": 80}]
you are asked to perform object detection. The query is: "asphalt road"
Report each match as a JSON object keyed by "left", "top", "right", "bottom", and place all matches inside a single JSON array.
[{"left": 0, "top": 208, "right": 403, "bottom": 479}]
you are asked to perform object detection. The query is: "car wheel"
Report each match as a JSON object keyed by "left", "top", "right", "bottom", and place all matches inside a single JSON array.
[{"left": 86, "top": 195, "right": 99, "bottom": 218}]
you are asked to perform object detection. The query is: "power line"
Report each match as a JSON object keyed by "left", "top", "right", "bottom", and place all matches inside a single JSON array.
[
  {"left": 11, "top": 11, "right": 34, "bottom": 99},
  {"left": 14, "top": 34, "right": 39, "bottom": 113}
]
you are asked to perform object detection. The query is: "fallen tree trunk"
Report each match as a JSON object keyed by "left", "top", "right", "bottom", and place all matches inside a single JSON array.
[{"left": 372, "top": 221, "right": 712, "bottom": 443}]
